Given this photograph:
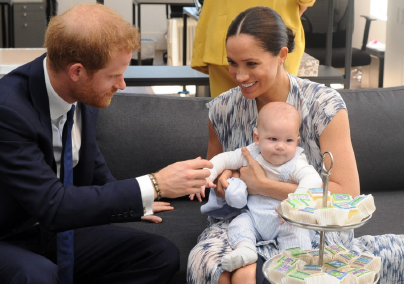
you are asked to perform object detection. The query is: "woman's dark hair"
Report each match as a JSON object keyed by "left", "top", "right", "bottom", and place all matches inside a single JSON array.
[{"left": 226, "top": 6, "right": 295, "bottom": 56}]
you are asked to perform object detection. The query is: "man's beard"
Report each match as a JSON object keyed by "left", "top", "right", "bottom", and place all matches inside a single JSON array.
[{"left": 71, "top": 82, "right": 118, "bottom": 109}]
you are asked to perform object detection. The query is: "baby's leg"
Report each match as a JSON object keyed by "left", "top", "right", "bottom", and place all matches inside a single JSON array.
[
  {"left": 277, "top": 224, "right": 313, "bottom": 251},
  {"left": 222, "top": 212, "right": 258, "bottom": 272}
]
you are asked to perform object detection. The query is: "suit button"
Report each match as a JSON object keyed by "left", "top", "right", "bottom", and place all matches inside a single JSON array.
[
  {"left": 129, "top": 210, "right": 134, "bottom": 217},
  {"left": 111, "top": 215, "right": 116, "bottom": 220},
  {"left": 123, "top": 212, "right": 128, "bottom": 218},
  {"left": 117, "top": 214, "right": 122, "bottom": 219}
]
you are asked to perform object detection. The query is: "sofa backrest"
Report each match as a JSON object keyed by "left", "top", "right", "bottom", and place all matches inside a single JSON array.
[
  {"left": 339, "top": 86, "right": 404, "bottom": 193},
  {"left": 96, "top": 93, "right": 212, "bottom": 180},
  {"left": 97, "top": 87, "right": 404, "bottom": 195}
]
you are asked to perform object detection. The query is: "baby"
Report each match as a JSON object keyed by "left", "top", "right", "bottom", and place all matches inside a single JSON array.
[{"left": 196, "top": 102, "right": 322, "bottom": 272}]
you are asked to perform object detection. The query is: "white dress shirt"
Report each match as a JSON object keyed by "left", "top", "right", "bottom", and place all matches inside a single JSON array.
[{"left": 43, "top": 57, "right": 154, "bottom": 216}]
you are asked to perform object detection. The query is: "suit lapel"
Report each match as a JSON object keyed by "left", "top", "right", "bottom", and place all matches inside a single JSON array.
[
  {"left": 28, "top": 54, "right": 56, "bottom": 172},
  {"left": 29, "top": 54, "right": 53, "bottom": 144},
  {"left": 26, "top": 54, "right": 99, "bottom": 184}
]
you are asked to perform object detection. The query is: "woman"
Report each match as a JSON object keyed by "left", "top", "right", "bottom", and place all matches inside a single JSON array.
[
  {"left": 187, "top": 6, "right": 404, "bottom": 284},
  {"left": 191, "top": 0, "right": 315, "bottom": 97}
]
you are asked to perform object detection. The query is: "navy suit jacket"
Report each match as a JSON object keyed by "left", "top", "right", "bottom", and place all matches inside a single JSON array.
[{"left": 0, "top": 54, "right": 144, "bottom": 235}]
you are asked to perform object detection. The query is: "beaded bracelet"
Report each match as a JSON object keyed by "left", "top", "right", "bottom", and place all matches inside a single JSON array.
[{"left": 148, "top": 173, "right": 162, "bottom": 200}]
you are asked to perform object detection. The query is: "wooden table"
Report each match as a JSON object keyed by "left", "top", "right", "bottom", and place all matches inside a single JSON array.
[
  {"left": 122, "top": 64, "right": 347, "bottom": 97},
  {"left": 123, "top": 65, "right": 210, "bottom": 96},
  {"left": 366, "top": 47, "right": 384, "bottom": 88}
]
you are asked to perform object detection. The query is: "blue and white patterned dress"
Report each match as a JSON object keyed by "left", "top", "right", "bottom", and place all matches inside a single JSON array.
[{"left": 187, "top": 74, "right": 404, "bottom": 284}]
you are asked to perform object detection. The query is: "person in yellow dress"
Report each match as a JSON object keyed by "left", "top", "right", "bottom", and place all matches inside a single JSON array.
[{"left": 191, "top": 0, "right": 315, "bottom": 97}]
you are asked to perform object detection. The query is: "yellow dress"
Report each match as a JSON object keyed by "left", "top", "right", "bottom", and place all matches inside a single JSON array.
[{"left": 191, "top": 0, "right": 315, "bottom": 97}]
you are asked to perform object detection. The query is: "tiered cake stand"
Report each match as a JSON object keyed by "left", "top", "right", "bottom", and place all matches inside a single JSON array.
[{"left": 263, "top": 152, "right": 379, "bottom": 283}]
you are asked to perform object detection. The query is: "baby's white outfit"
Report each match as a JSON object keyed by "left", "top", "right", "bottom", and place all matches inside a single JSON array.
[{"left": 201, "top": 143, "right": 322, "bottom": 271}]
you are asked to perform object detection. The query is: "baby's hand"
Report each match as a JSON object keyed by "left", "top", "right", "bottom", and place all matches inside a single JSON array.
[
  {"left": 189, "top": 182, "right": 207, "bottom": 202},
  {"left": 205, "top": 178, "right": 216, "bottom": 189},
  {"left": 189, "top": 178, "right": 216, "bottom": 202}
]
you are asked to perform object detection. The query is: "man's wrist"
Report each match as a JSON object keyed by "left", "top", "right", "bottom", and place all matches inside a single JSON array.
[{"left": 148, "top": 173, "right": 162, "bottom": 200}]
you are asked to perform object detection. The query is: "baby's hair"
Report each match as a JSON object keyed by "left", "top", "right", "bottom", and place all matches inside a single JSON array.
[
  {"left": 226, "top": 6, "right": 295, "bottom": 57},
  {"left": 257, "top": 102, "right": 300, "bottom": 130}
]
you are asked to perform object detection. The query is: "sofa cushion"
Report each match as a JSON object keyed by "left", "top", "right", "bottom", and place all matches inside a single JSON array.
[
  {"left": 95, "top": 89, "right": 404, "bottom": 283},
  {"left": 339, "top": 86, "right": 404, "bottom": 193},
  {"left": 114, "top": 197, "right": 209, "bottom": 284},
  {"left": 97, "top": 93, "right": 212, "bottom": 283},
  {"left": 353, "top": 190, "right": 404, "bottom": 237}
]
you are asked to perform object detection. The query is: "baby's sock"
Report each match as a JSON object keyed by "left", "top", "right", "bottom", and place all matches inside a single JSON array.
[{"left": 221, "top": 242, "right": 257, "bottom": 272}]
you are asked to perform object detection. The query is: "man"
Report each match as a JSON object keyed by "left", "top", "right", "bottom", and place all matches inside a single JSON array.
[{"left": 0, "top": 3, "right": 212, "bottom": 283}]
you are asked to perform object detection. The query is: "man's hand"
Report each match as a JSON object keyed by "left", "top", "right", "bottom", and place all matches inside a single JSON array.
[
  {"left": 141, "top": 201, "right": 174, "bottom": 223},
  {"left": 239, "top": 147, "right": 266, "bottom": 195},
  {"left": 154, "top": 157, "right": 213, "bottom": 199}
]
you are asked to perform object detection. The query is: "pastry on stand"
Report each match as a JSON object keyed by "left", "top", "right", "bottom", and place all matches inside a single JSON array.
[{"left": 263, "top": 152, "right": 380, "bottom": 284}]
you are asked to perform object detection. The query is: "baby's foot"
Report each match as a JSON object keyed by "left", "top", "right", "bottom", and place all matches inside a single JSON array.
[{"left": 221, "top": 243, "right": 257, "bottom": 272}]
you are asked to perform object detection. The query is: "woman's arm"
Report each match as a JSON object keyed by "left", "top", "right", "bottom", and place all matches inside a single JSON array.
[
  {"left": 207, "top": 120, "right": 223, "bottom": 159},
  {"left": 209, "top": 115, "right": 298, "bottom": 200},
  {"left": 239, "top": 148, "right": 298, "bottom": 200},
  {"left": 318, "top": 109, "right": 360, "bottom": 197},
  {"left": 297, "top": 0, "right": 315, "bottom": 16},
  {"left": 296, "top": 0, "right": 316, "bottom": 7},
  {"left": 239, "top": 109, "right": 360, "bottom": 199}
]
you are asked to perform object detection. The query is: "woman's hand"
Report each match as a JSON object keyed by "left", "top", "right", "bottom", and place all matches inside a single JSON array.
[
  {"left": 239, "top": 147, "right": 298, "bottom": 199},
  {"left": 140, "top": 201, "right": 174, "bottom": 223},
  {"left": 239, "top": 147, "right": 267, "bottom": 195},
  {"left": 298, "top": 5, "right": 308, "bottom": 16},
  {"left": 276, "top": 200, "right": 289, "bottom": 226}
]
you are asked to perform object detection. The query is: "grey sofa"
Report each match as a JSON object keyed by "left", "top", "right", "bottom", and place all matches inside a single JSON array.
[{"left": 96, "top": 87, "right": 404, "bottom": 283}]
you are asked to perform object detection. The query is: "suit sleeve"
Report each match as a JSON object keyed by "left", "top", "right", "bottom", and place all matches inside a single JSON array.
[
  {"left": 91, "top": 142, "right": 117, "bottom": 185},
  {"left": 0, "top": 105, "right": 144, "bottom": 232}
]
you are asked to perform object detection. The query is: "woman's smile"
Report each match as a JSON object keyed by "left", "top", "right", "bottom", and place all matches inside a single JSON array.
[{"left": 240, "top": 81, "right": 257, "bottom": 88}]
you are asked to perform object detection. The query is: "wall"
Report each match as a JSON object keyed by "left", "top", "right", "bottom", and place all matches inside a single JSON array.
[
  {"left": 352, "top": 0, "right": 387, "bottom": 49},
  {"left": 132, "top": 4, "right": 167, "bottom": 50},
  {"left": 384, "top": 0, "right": 404, "bottom": 87},
  {"left": 50, "top": 1, "right": 390, "bottom": 59},
  {"left": 57, "top": 0, "right": 167, "bottom": 50}
]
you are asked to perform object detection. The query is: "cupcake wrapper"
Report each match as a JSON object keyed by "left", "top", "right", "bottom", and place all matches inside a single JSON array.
[{"left": 314, "top": 208, "right": 349, "bottom": 226}]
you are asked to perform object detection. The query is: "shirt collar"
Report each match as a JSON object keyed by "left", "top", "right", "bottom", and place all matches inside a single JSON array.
[{"left": 44, "top": 57, "right": 75, "bottom": 120}]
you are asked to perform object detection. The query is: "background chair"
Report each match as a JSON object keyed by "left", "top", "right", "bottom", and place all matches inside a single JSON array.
[
  {"left": 46, "top": 0, "right": 58, "bottom": 25},
  {"left": 301, "top": 0, "right": 376, "bottom": 87}
]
